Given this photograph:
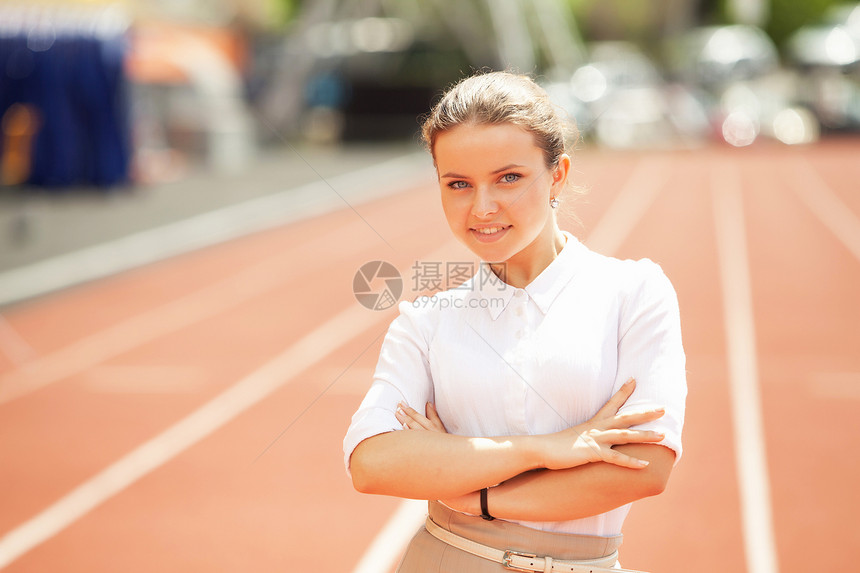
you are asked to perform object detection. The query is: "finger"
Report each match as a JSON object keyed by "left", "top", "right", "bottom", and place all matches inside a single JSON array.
[
  {"left": 600, "top": 447, "right": 651, "bottom": 469},
  {"left": 396, "top": 404, "right": 423, "bottom": 430},
  {"left": 398, "top": 403, "right": 436, "bottom": 431},
  {"left": 395, "top": 406, "right": 415, "bottom": 430},
  {"left": 425, "top": 402, "right": 445, "bottom": 430},
  {"left": 593, "top": 378, "right": 636, "bottom": 419},
  {"left": 606, "top": 407, "right": 665, "bottom": 429},
  {"left": 425, "top": 402, "right": 448, "bottom": 433},
  {"left": 600, "top": 428, "right": 665, "bottom": 445}
]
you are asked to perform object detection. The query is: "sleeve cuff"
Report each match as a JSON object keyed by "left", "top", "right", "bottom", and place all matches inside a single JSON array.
[{"left": 342, "top": 408, "right": 401, "bottom": 477}]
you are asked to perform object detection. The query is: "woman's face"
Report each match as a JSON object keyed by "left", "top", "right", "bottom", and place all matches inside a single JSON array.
[{"left": 434, "top": 122, "right": 568, "bottom": 268}]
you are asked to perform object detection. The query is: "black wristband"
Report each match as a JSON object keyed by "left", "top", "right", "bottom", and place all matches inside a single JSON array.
[{"left": 480, "top": 487, "right": 494, "bottom": 521}]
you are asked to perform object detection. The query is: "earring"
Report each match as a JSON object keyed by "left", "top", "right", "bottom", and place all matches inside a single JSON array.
[{"left": 549, "top": 197, "right": 559, "bottom": 209}]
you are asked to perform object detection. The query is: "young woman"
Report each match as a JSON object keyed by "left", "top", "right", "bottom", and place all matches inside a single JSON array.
[{"left": 343, "top": 71, "right": 686, "bottom": 572}]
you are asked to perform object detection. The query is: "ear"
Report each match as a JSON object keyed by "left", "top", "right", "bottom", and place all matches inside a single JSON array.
[{"left": 551, "top": 154, "right": 571, "bottom": 190}]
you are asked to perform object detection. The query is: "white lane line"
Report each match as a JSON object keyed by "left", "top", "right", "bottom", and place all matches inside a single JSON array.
[
  {"left": 787, "top": 159, "right": 860, "bottom": 264},
  {"left": 584, "top": 157, "right": 672, "bottom": 257},
  {"left": 351, "top": 158, "right": 675, "bottom": 573},
  {"left": 0, "top": 302, "right": 387, "bottom": 569},
  {"left": 0, "top": 152, "right": 431, "bottom": 307},
  {"left": 0, "top": 216, "right": 373, "bottom": 405},
  {"left": 351, "top": 500, "right": 428, "bottom": 573},
  {"left": 711, "top": 162, "right": 779, "bottom": 573}
]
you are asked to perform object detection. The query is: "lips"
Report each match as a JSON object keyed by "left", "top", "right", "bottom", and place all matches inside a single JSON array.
[{"left": 470, "top": 225, "right": 511, "bottom": 243}]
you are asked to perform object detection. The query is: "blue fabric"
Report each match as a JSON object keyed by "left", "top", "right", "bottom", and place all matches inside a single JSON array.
[{"left": 0, "top": 30, "right": 131, "bottom": 189}]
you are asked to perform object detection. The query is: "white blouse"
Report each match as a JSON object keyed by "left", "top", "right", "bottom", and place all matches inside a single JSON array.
[{"left": 343, "top": 231, "right": 687, "bottom": 536}]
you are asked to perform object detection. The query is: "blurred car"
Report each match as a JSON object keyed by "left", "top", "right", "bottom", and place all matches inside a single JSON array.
[
  {"left": 544, "top": 41, "right": 710, "bottom": 149},
  {"left": 277, "top": 16, "right": 472, "bottom": 143},
  {"left": 786, "top": 3, "right": 860, "bottom": 131},
  {"left": 670, "top": 25, "right": 780, "bottom": 89},
  {"left": 667, "top": 24, "right": 819, "bottom": 146}
]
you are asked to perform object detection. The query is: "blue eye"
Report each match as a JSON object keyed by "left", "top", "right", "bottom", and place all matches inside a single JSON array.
[
  {"left": 501, "top": 173, "right": 521, "bottom": 184},
  {"left": 448, "top": 180, "right": 469, "bottom": 189}
]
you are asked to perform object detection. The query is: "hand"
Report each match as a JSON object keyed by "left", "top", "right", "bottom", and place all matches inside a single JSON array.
[
  {"left": 538, "top": 379, "right": 666, "bottom": 471},
  {"left": 395, "top": 402, "right": 448, "bottom": 433}
]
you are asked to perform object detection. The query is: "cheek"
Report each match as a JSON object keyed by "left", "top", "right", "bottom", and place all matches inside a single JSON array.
[
  {"left": 518, "top": 183, "right": 551, "bottom": 221},
  {"left": 440, "top": 193, "right": 467, "bottom": 226}
]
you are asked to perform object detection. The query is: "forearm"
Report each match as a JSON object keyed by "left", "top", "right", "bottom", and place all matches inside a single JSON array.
[
  {"left": 352, "top": 384, "right": 669, "bottom": 502},
  {"left": 463, "top": 445, "right": 676, "bottom": 522},
  {"left": 350, "top": 429, "right": 543, "bottom": 499}
]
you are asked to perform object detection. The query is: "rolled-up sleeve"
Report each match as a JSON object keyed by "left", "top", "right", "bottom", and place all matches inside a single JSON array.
[
  {"left": 342, "top": 299, "right": 435, "bottom": 475},
  {"left": 612, "top": 261, "right": 687, "bottom": 465}
]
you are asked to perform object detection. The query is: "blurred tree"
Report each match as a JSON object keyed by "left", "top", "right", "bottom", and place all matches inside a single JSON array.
[
  {"left": 565, "top": 0, "right": 702, "bottom": 47},
  {"left": 717, "top": 0, "right": 842, "bottom": 48},
  {"left": 764, "top": 0, "right": 841, "bottom": 48},
  {"left": 565, "top": 0, "right": 844, "bottom": 53},
  {"left": 724, "top": 0, "right": 769, "bottom": 26},
  {"left": 121, "top": 0, "right": 298, "bottom": 29},
  {"left": 267, "top": 0, "right": 300, "bottom": 28}
]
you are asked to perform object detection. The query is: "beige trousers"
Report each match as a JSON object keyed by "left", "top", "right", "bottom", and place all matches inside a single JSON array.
[{"left": 396, "top": 501, "right": 624, "bottom": 572}]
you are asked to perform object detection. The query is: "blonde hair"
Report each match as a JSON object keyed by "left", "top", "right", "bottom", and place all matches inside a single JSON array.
[{"left": 421, "top": 71, "right": 578, "bottom": 169}]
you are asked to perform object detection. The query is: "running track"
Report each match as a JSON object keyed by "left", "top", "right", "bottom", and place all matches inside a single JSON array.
[{"left": 1, "top": 141, "right": 858, "bottom": 572}]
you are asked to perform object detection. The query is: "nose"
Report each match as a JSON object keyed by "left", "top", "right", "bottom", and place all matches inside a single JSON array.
[{"left": 471, "top": 186, "right": 499, "bottom": 218}]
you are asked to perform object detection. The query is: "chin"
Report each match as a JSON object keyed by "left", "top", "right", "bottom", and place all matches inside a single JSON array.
[{"left": 467, "top": 242, "right": 513, "bottom": 264}]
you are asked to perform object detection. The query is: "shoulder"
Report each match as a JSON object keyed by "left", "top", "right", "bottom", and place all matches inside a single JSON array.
[
  {"left": 574, "top": 251, "right": 685, "bottom": 344},
  {"left": 392, "top": 280, "right": 476, "bottom": 338},
  {"left": 404, "top": 275, "right": 474, "bottom": 310},
  {"left": 582, "top": 248, "right": 675, "bottom": 297},
  {"left": 575, "top": 249, "right": 680, "bottom": 327}
]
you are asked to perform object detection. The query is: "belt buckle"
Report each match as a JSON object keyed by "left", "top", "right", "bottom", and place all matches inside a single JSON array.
[{"left": 502, "top": 549, "right": 539, "bottom": 572}]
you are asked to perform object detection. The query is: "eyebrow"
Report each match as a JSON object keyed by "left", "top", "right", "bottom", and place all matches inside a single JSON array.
[{"left": 440, "top": 164, "right": 526, "bottom": 179}]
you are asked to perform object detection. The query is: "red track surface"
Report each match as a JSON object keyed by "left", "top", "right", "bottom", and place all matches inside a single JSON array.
[{"left": 1, "top": 141, "right": 858, "bottom": 572}]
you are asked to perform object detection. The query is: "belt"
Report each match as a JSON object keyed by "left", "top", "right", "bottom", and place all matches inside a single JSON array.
[{"left": 424, "top": 517, "right": 647, "bottom": 573}]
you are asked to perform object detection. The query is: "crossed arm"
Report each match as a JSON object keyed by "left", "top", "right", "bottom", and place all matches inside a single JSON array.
[{"left": 349, "top": 380, "right": 675, "bottom": 523}]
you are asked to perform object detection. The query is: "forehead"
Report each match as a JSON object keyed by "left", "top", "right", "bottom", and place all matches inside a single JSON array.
[{"left": 433, "top": 123, "right": 543, "bottom": 173}]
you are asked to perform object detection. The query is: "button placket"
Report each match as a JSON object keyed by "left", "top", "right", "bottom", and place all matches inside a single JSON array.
[{"left": 514, "top": 293, "right": 526, "bottom": 336}]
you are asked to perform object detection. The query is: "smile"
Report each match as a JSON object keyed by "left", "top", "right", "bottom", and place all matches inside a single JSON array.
[{"left": 470, "top": 225, "right": 511, "bottom": 242}]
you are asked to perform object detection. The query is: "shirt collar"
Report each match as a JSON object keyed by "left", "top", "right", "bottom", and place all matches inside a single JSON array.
[{"left": 474, "top": 231, "right": 586, "bottom": 320}]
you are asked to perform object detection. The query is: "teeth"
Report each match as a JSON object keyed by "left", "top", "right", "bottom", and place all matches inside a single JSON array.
[{"left": 475, "top": 227, "right": 506, "bottom": 235}]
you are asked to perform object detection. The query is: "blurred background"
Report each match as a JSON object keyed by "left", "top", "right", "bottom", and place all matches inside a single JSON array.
[
  {"left": 3, "top": 0, "right": 859, "bottom": 277},
  {"left": 1, "top": 2, "right": 859, "bottom": 572},
  {"left": 1, "top": 0, "right": 858, "bottom": 190}
]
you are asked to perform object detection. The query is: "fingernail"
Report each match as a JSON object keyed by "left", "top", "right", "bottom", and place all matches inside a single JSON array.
[
  {"left": 625, "top": 378, "right": 635, "bottom": 386},
  {"left": 638, "top": 460, "right": 649, "bottom": 466}
]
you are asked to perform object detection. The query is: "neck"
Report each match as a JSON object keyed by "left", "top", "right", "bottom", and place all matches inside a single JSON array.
[{"left": 490, "top": 228, "right": 566, "bottom": 288}]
